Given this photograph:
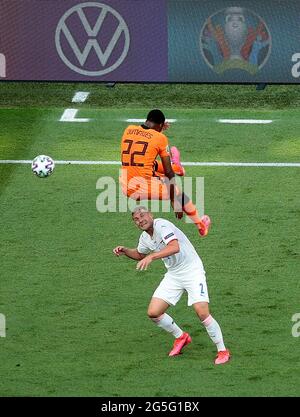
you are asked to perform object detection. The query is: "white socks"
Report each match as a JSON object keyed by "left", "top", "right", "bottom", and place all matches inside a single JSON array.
[
  {"left": 202, "top": 315, "right": 226, "bottom": 352},
  {"left": 151, "top": 313, "right": 183, "bottom": 338},
  {"left": 151, "top": 313, "right": 226, "bottom": 351}
]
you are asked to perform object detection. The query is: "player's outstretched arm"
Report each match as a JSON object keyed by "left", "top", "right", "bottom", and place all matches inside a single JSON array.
[{"left": 113, "top": 246, "right": 146, "bottom": 260}]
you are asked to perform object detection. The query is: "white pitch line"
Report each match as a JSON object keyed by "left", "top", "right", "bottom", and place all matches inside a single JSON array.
[
  {"left": 72, "top": 91, "right": 90, "bottom": 103},
  {"left": 59, "top": 109, "right": 90, "bottom": 122},
  {"left": 126, "top": 118, "right": 177, "bottom": 123},
  {"left": 219, "top": 119, "right": 273, "bottom": 124},
  {"left": 1, "top": 160, "right": 300, "bottom": 167},
  {"left": 182, "top": 162, "right": 300, "bottom": 167}
]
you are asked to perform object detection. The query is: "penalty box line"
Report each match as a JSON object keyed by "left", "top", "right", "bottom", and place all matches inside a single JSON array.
[{"left": 0, "top": 160, "right": 300, "bottom": 167}]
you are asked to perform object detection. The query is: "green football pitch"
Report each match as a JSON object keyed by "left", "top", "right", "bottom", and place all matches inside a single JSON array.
[{"left": 0, "top": 83, "right": 300, "bottom": 396}]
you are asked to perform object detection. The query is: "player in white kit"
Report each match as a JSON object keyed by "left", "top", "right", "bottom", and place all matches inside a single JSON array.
[{"left": 113, "top": 206, "right": 230, "bottom": 365}]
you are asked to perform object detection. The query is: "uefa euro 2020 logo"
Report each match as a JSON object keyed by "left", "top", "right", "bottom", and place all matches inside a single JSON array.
[{"left": 200, "top": 6, "right": 271, "bottom": 75}]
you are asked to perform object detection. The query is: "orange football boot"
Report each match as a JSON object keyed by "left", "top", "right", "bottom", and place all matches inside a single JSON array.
[
  {"left": 214, "top": 350, "right": 231, "bottom": 365},
  {"left": 169, "top": 332, "right": 192, "bottom": 357},
  {"left": 170, "top": 146, "right": 185, "bottom": 176},
  {"left": 198, "top": 215, "right": 211, "bottom": 237}
]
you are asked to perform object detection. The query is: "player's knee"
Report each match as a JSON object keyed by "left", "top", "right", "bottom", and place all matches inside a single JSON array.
[
  {"left": 194, "top": 303, "right": 210, "bottom": 321},
  {"left": 198, "top": 311, "right": 209, "bottom": 321},
  {"left": 147, "top": 308, "right": 161, "bottom": 320}
]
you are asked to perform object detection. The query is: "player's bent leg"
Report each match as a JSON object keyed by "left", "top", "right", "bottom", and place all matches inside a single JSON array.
[
  {"left": 148, "top": 297, "right": 191, "bottom": 356},
  {"left": 153, "top": 161, "right": 164, "bottom": 175},
  {"left": 148, "top": 297, "right": 182, "bottom": 338},
  {"left": 193, "top": 302, "right": 230, "bottom": 365},
  {"left": 120, "top": 177, "right": 165, "bottom": 202},
  {"left": 181, "top": 192, "right": 211, "bottom": 237},
  {"left": 124, "top": 179, "right": 211, "bottom": 237},
  {"left": 192, "top": 301, "right": 210, "bottom": 321},
  {"left": 148, "top": 178, "right": 172, "bottom": 201},
  {"left": 121, "top": 174, "right": 174, "bottom": 202},
  {"left": 170, "top": 146, "right": 185, "bottom": 176},
  {"left": 154, "top": 149, "right": 185, "bottom": 177},
  {"left": 147, "top": 297, "right": 170, "bottom": 319}
]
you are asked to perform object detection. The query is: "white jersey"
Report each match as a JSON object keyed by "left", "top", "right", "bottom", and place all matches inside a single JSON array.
[{"left": 137, "top": 218, "right": 205, "bottom": 274}]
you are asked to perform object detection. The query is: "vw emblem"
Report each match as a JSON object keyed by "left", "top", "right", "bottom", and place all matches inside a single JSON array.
[{"left": 55, "top": 2, "right": 130, "bottom": 76}]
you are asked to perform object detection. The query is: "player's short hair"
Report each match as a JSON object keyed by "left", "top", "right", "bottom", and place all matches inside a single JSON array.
[
  {"left": 146, "top": 109, "right": 165, "bottom": 125},
  {"left": 131, "top": 206, "right": 149, "bottom": 217}
]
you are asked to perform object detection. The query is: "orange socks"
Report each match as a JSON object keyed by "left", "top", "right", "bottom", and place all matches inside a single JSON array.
[{"left": 183, "top": 200, "right": 203, "bottom": 228}]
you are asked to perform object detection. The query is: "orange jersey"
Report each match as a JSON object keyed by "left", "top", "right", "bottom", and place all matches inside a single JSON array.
[{"left": 120, "top": 125, "right": 170, "bottom": 182}]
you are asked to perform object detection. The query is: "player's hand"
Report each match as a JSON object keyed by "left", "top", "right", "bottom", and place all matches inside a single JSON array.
[
  {"left": 136, "top": 255, "right": 153, "bottom": 271},
  {"left": 113, "top": 246, "right": 126, "bottom": 256},
  {"left": 175, "top": 210, "right": 184, "bottom": 220},
  {"left": 162, "top": 121, "right": 170, "bottom": 131}
]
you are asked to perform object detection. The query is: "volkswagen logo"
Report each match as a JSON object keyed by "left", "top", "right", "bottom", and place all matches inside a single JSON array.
[{"left": 55, "top": 2, "right": 130, "bottom": 76}]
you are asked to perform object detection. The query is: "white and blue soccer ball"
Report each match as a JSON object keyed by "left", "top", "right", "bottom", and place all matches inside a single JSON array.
[{"left": 31, "top": 155, "right": 55, "bottom": 178}]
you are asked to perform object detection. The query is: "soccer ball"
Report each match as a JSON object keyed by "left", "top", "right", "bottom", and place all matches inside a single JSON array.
[{"left": 31, "top": 155, "right": 55, "bottom": 178}]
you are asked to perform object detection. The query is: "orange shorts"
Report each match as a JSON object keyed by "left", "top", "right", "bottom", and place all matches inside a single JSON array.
[{"left": 120, "top": 175, "right": 179, "bottom": 201}]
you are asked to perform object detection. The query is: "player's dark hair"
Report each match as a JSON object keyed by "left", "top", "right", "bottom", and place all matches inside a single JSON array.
[{"left": 146, "top": 109, "right": 165, "bottom": 125}]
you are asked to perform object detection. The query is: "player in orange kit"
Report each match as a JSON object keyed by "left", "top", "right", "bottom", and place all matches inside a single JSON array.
[{"left": 120, "top": 109, "right": 210, "bottom": 236}]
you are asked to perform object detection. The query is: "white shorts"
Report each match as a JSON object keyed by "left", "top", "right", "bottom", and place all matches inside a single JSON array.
[{"left": 152, "top": 267, "right": 210, "bottom": 306}]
